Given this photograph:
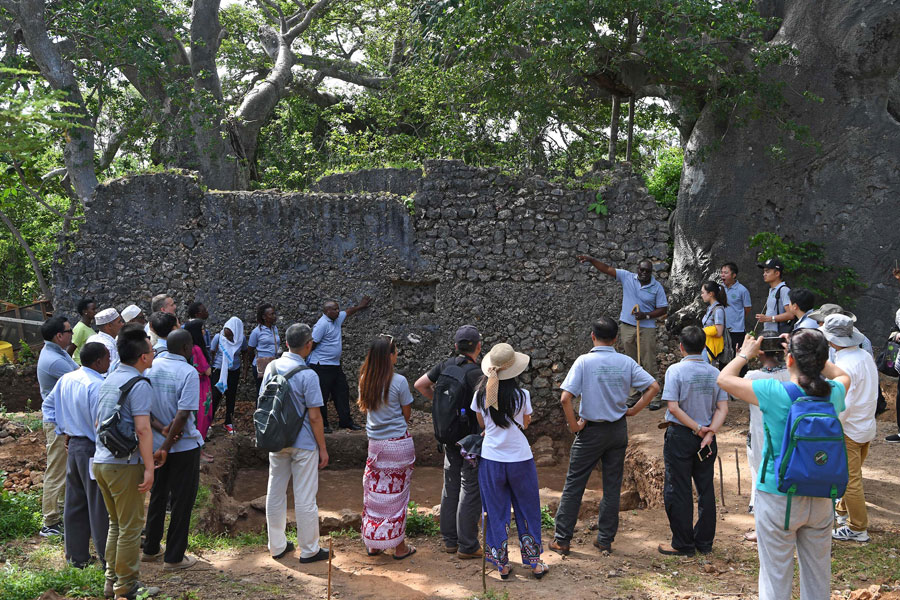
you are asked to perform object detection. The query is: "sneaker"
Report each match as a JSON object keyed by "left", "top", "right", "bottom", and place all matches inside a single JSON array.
[
  {"left": 103, "top": 580, "right": 114, "bottom": 599},
  {"left": 141, "top": 548, "right": 163, "bottom": 562},
  {"left": 39, "top": 522, "right": 63, "bottom": 537},
  {"left": 458, "top": 548, "right": 483, "bottom": 559},
  {"left": 832, "top": 525, "right": 869, "bottom": 543},
  {"left": 648, "top": 400, "right": 664, "bottom": 412},
  {"left": 123, "top": 582, "right": 161, "bottom": 599},
  {"left": 885, "top": 433, "right": 900, "bottom": 443},
  {"left": 163, "top": 554, "right": 198, "bottom": 570},
  {"left": 299, "top": 548, "right": 332, "bottom": 564},
  {"left": 224, "top": 424, "right": 234, "bottom": 435},
  {"left": 273, "top": 542, "right": 294, "bottom": 560},
  {"left": 835, "top": 514, "right": 848, "bottom": 527}
]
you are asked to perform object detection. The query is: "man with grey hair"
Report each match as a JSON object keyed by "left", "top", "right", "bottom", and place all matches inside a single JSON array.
[
  {"left": 262, "top": 323, "right": 330, "bottom": 564},
  {"left": 308, "top": 296, "right": 372, "bottom": 432},
  {"left": 146, "top": 294, "right": 176, "bottom": 346}
]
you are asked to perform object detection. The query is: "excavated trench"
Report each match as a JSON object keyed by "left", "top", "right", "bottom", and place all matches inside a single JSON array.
[{"left": 195, "top": 412, "right": 665, "bottom": 537}]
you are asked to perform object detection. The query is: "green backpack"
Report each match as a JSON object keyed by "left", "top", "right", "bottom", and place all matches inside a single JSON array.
[{"left": 253, "top": 364, "right": 308, "bottom": 452}]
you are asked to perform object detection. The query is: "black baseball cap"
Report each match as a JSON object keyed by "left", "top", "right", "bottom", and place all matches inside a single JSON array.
[
  {"left": 454, "top": 325, "right": 481, "bottom": 344},
  {"left": 757, "top": 257, "right": 785, "bottom": 272}
]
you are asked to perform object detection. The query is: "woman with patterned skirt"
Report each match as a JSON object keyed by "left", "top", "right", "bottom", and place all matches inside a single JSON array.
[
  {"left": 471, "top": 343, "right": 548, "bottom": 580},
  {"left": 358, "top": 335, "right": 417, "bottom": 559}
]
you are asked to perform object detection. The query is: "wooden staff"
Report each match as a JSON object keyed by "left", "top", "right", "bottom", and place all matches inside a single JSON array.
[
  {"left": 735, "top": 448, "right": 741, "bottom": 497},
  {"left": 633, "top": 304, "right": 641, "bottom": 364},
  {"left": 717, "top": 454, "right": 725, "bottom": 505},
  {"left": 482, "top": 511, "right": 487, "bottom": 594},
  {"left": 327, "top": 537, "right": 333, "bottom": 600}
]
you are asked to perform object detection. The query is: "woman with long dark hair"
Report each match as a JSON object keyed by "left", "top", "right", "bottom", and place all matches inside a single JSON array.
[
  {"left": 472, "top": 343, "right": 547, "bottom": 581},
  {"left": 718, "top": 329, "right": 850, "bottom": 600},
  {"left": 358, "top": 335, "right": 416, "bottom": 559},
  {"left": 701, "top": 280, "right": 729, "bottom": 364}
]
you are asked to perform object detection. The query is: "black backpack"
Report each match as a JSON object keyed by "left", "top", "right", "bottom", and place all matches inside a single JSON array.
[
  {"left": 431, "top": 358, "right": 479, "bottom": 444},
  {"left": 775, "top": 284, "right": 795, "bottom": 334},
  {"left": 254, "top": 364, "right": 308, "bottom": 452},
  {"left": 97, "top": 376, "right": 149, "bottom": 459}
]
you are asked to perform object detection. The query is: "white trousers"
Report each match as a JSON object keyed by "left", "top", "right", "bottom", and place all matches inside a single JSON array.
[
  {"left": 266, "top": 447, "right": 320, "bottom": 558},
  {"left": 755, "top": 491, "right": 833, "bottom": 600},
  {"left": 747, "top": 403, "right": 764, "bottom": 509}
]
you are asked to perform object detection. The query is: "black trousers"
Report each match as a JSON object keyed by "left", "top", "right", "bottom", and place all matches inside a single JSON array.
[
  {"left": 64, "top": 437, "right": 109, "bottom": 565},
  {"left": 310, "top": 364, "right": 353, "bottom": 429},
  {"left": 554, "top": 418, "right": 627, "bottom": 547},
  {"left": 143, "top": 447, "right": 200, "bottom": 563},
  {"left": 663, "top": 425, "right": 717, "bottom": 553},
  {"left": 211, "top": 368, "right": 241, "bottom": 425}
]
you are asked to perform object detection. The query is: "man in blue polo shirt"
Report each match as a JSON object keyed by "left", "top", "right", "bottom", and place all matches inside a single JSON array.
[
  {"left": 550, "top": 316, "right": 660, "bottom": 555},
  {"left": 141, "top": 329, "right": 202, "bottom": 570},
  {"left": 720, "top": 262, "right": 753, "bottom": 349},
  {"left": 48, "top": 342, "right": 111, "bottom": 568},
  {"left": 38, "top": 316, "right": 78, "bottom": 538},
  {"left": 658, "top": 326, "right": 728, "bottom": 556},
  {"left": 577, "top": 255, "right": 668, "bottom": 409},
  {"left": 308, "top": 296, "right": 372, "bottom": 433}
]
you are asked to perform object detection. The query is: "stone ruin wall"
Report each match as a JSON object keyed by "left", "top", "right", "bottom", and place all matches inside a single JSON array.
[{"left": 52, "top": 160, "right": 672, "bottom": 435}]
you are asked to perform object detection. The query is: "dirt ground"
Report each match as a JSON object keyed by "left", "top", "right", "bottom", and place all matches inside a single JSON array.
[{"left": 2, "top": 376, "right": 900, "bottom": 599}]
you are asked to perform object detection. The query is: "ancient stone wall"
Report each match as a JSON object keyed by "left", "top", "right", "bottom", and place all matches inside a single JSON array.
[{"left": 53, "top": 160, "right": 671, "bottom": 433}]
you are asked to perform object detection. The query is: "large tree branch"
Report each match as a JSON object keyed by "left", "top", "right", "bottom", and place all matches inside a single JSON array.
[
  {"left": 12, "top": 162, "right": 84, "bottom": 221},
  {"left": 14, "top": 0, "right": 98, "bottom": 201},
  {"left": 284, "top": 0, "right": 332, "bottom": 42},
  {"left": 0, "top": 205, "right": 51, "bottom": 299},
  {"left": 295, "top": 54, "right": 388, "bottom": 88}
]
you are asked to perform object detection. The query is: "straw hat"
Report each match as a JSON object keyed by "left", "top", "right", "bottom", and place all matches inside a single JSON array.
[{"left": 481, "top": 343, "right": 530, "bottom": 411}]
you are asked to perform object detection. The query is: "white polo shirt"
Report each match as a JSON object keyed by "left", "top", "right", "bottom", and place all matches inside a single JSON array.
[{"left": 833, "top": 346, "right": 878, "bottom": 443}]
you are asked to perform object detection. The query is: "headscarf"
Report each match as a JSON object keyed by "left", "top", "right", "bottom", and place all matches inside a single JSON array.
[
  {"left": 183, "top": 318, "right": 210, "bottom": 364},
  {"left": 215, "top": 316, "right": 245, "bottom": 393}
]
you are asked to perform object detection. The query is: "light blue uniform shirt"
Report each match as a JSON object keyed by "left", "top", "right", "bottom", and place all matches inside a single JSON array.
[
  {"left": 38, "top": 341, "right": 79, "bottom": 422},
  {"left": 248, "top": 325, "right": 280, "bottom": 367},
  {"left": 793, "top": 310, "right": 819, "bottom": 331},
  {"left": 763, "top": 283, "right": 791, "bottom": 332},
  {"left": 210, "top": 333, "right": 245, "bottom": 370},
  {"left": 615, "top": 269, "right": 668, "bottom": 328},
  {"left": 49, "top": 367, "right": 104, "bottom": 439},
  {"left": 723, "top": 281, "right": 752, "bottom": 333},
  {"left": 365, "top": 373, "right": 414, "bottom": 440},
  {"left": 560, "top": 346, "right": 656, "bottom": 422},
  {"left": 309, "top": 311, "right": 347, "bottom": 365},
  {"left": 146, "top": 353, "right": 203, "bottom": 453},
  {"left": 94, "top": 364, "right": 153, "bottom": 465},
  {"left": 662, "top": 355, "right": 727, "bottom": 427},
  {"left": 153, "top": 339, "right": 168, "bottom": 355},
  {"left": 702, "top": 302, "right": 726, "bottom": 329},
  {"left": 259, "top": 353, "right": 324, "bottom": 451}
]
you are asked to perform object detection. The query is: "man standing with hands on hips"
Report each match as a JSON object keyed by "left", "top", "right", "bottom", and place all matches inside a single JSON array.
[{"left": 577, "top": 255, "right": 668, "bottom": 410}]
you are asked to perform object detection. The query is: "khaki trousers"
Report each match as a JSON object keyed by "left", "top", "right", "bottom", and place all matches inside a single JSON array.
[
  {"left": 619, "top": 323, "right": 657, "bottom": 379},
  {"left": 94, "top": 463, "right": 146, "bottom": 598},
  {"left": 836, "top": 436, "right": 870, "bottom": 532},
  {"left": 42, "top": 423, "right": 67, "bottom": 526}
]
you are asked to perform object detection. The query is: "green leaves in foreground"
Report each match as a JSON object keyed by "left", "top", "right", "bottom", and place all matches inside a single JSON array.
[
  {"left": 406, "top": 501, "right": 440, "bottom": 537},
  {"left": 0, "top": 564, "right": 104, "bottom": 600},
  {"left": 0, "top": 478, "right": 42, "bottom": 541}
]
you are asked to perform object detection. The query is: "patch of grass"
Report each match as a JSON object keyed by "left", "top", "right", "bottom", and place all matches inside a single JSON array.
[
  {"left": 0, "top": 564, "right": 104, "bottom": 600},
  {"left": 832, "top": 531, "right": 900, "bottom": 586},
  {"left": 0, "top": 406, "right": 42, "bottom": 432},
  {"left": 470, "top": 591, "right": 509, "bottom": 600},
  {"left": 540, "top": 505, "right": 555, "bottom": 530},
  {"left": 0, "top": 474, "right": 42, "bottom": 540},
  {"left": 406, "top": 501, "right": 439, "bottom": 537},
  {"left": 187, "top": 530, "right": 269, "bottom": 552},
  {"left": 329, "top": 528, "right": 361, "bottom": 539}
]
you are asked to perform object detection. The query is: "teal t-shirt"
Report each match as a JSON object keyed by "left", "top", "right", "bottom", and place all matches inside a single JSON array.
[{"left": 752, "top": 378, "right": 846, "bottom": 496}]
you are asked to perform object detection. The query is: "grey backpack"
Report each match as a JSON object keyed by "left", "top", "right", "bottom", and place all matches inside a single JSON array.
[{"left": 253, "top": 364, "right": 308, "bottom": 452}]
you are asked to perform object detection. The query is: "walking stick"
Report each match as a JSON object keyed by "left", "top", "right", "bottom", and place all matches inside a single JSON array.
[
  {"left": 327, "top": 537, "right": 333, "bottom": 600},
  {"left": 735, "top": 448, "right": 741, "bottom": 497},
  {"left": 482, "top": 511, "right": 487, "bottom": 594},
  {"left": 633, "top": 304, "right": 641, "bottom": 364},
  {"left": 717, "top": 454, "right": 725, "bottom": 505}
]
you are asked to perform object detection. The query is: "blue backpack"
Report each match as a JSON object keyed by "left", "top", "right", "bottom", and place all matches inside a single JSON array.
[{"left": 761, "top": 382, "right": 848, "bottom": 530}]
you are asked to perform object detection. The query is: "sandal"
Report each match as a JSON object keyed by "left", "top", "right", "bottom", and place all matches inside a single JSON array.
[
  {"left": 532, "top": 562, "right": 549, "bottom": 580},
  {"left": 499, "top": 565, "right": 512, "bottom": 580},
  {"left": 392, "top": 545, "right": 416, "bottom": 560},
  {"left": 366, "top": 548, "right": 383, "bottom": 556}
]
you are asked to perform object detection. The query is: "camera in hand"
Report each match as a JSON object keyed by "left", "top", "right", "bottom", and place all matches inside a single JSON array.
[{"left": 760, "top": 336, "right": 786, "bottom": 353}]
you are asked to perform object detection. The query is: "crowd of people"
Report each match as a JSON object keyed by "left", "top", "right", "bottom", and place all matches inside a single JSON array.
[{"left": 33, "top": 258, "right": 900, "bottom": 599}]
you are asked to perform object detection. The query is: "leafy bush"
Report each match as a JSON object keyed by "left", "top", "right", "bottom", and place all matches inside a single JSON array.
[
  {"left": 0, "top": 474, "right": 42, "bottom": 541},
  {"left": 16, "top": 341, "right": 35, "bottom": 366},
  {"left": 646, "top": 146, "right": 683, "bottom": 211},
  {"left": 406, "top": 501, "right": 440, "bottom": 537},
  {"left": 749, "top": 232, "right": 866, "bottom": 307},
  {"left": 540, "top": 505, "right": 555, "bottom": 530},
  {"left": 0, "top": 564, "right": 104, "bottom": 600}
]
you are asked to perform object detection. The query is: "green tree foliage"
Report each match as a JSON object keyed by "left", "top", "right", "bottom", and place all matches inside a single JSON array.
[
  {"left": 749, "top": 232, "right": 866, "bottom": 308},
  {"left": 646, "top": 147, "right": 684, "bottom": 210}
]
